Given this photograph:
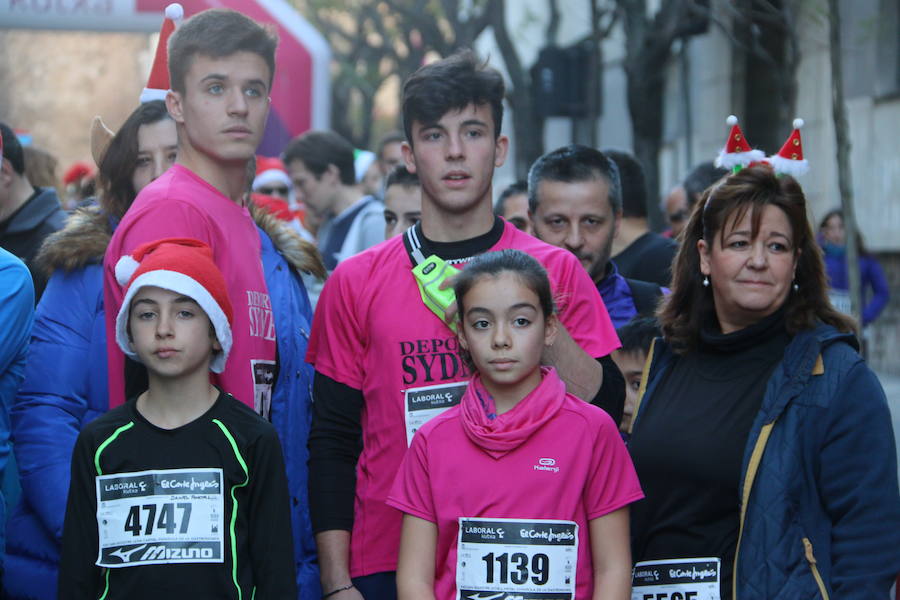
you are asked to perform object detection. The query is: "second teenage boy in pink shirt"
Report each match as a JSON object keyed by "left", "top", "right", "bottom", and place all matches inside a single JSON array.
[{"left": 307, "top": 50, "right": 624, "bottom": 600}]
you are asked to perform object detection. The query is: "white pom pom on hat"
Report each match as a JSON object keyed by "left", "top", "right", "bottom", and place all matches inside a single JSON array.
[
  {"left": 165, "top": 2, "right": 184, "bottom": 20},
  {"left": 115, "top": 255, "right": 141, "bottom": 286}
]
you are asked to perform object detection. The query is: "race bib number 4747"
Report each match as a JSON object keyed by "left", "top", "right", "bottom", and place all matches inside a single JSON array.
[
  {"left": 95, "top": 468, "right": 225, "bottom": 568},
  {"left": 456, "top": 517, "right": 578, "bottom": 600}
]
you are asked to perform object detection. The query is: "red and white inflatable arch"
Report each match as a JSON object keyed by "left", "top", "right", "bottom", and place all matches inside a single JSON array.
[{"left": 1, "top": 0, "right": 331, "bottom": 155}]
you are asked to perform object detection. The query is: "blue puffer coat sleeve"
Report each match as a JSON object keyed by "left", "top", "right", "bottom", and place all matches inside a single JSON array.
[
  {"left": 814, "top": 344, "right": 900, "bottom": 595},
  {"left": 5, "top": 264, "right": 109, "bottom": 600},
  {"left": 258, "top": 226, "right": 321, "bottom": 600},
  {"left": 0, "top": 250, "right": 35, "bottom": 576}
]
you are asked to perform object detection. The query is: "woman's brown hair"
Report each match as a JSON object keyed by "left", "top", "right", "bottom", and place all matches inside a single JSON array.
[
  {"left": 98, "top": 100, "right": 172, "bottom": 220},
  {"left": 658, "top": 164, "right": 855, "bottom": 353}
]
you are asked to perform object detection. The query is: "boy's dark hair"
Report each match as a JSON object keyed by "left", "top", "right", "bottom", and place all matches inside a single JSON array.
[
  {"left": 168, "top": 9, "right": 278, "bottom": 95},
  {"left": 402, "top": 49, "right": 505, "bottom": 144},
  {"left": 683, "top": 161, "right": 728, "bottom": 208},
  {"left": 282, "top": 130, "right": 356, "bottom": 186},
  {"left": 527, "top": 145, "right": 621, "bottom": 214},
  {"left": 99, "top": 100, "right": 172, "bottom": 219},
  {"left": 377, "top": 131, "right": 405, "bottom": 157},
  {"left": 384, "top": 165, "right": 419, "bottom": 190},
  {"left": 0, "top": 122, "right": 26, "bottom": 175},
  {"left": 616, "top": 316, "right": 659, "bottom": 355},
  {"left": 494, "top": 180, "right": 527, "bottom": 215},
  {"left": 455, "top": 249, "right": 555, "bottom": 321},
  {"left": 604, "top": 149, "right": 647, "bottom": 219}
]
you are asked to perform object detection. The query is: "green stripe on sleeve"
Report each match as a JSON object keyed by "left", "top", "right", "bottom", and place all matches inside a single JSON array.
[
  {"left": 93, "top": 422, "right": 135, "bottom": 475},
  {"left": 212, "top": 418, "right": 250, "bottom": 600}
]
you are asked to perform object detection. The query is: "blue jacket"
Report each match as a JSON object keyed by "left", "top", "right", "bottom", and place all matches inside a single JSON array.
[
  {"left": 635, "top": 324, "right": 900, "bottom": 599},
  {"left": 0, "top": 249, "right": 34, "bottom": 575},
  {"left": 6, "top": 208, "right": 322, "bottom": 600},
  {"left": 821, "top": 244, "right": 890, "bottom": 326}
]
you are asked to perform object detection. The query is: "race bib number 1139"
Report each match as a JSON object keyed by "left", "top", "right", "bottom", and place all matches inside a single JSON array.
[{"left": 456, "top": 517, "right": 578, "bottom": 600}]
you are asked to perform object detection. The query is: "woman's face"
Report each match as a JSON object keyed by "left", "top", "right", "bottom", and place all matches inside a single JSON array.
[
  {"left": 821, "top": 214, "right": 845, "bottom": 246},
  {"left": 132, "top": 119, "right": 178, "bottom": 194},
  {"left": 698, "top": 204, "right": 798, "bottom": 334}
]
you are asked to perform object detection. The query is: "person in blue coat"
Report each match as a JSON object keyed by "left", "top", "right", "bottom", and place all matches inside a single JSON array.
[
  {"left": 628, "top": 165, "right": 900, "bottom": 599},
  {"left": 0, "top": 248, "right": 34, "bottom": 586},
  {"left": 818, "top": 208, "right": 890, "bottom": 326},
  {"left": 4, "top": 101, "right": 177, "bottom": 599}
]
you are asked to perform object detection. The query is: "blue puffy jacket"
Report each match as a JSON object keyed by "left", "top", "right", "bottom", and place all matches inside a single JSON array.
[
  {"left": 635, "top": 324, "right": 900, "bottom": 599},
  {"left": 6, "top": 207, "right": 323, "bottom": 600},
  {"left": 0, "top": 250, "right": 34, "bottom": 578}
]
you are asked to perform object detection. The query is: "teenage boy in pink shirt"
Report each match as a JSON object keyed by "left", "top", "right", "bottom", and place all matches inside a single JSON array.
[
  {"left": 102, "top": 9, "right": 324, "bottom": 599},
  {"left": 307, "top": 50, "right": 624, "bottom": 600}
]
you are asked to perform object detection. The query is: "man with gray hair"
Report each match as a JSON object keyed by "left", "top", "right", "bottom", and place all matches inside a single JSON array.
[{"left": 529, "top": 144, "right": 663, "bottom": 327}]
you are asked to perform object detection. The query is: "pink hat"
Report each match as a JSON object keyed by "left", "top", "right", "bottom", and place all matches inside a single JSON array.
[
  {"left": 115, "top": 238, "right": 233, "bottom": 373},
  {"left": 140, "top": 3, "right": 184, "bottom": 103}
]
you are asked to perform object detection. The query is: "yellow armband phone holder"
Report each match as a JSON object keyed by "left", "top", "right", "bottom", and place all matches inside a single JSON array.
[{"left": 412, "top": 255, "right": 460, "bottom": 333}]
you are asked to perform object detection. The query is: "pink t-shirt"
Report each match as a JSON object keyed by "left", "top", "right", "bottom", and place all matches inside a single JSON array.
[
  {"left": 307, "top": 221, "right": 620, "bottom": 577},
  {"left": 104, "top": 165, "right": 276, "bottom": 413},
  {"left": 387, "top": 369, "right": 643, "bottom": 600}
]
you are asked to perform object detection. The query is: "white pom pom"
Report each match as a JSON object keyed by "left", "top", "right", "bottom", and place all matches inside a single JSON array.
[
  {"left": 793, "top": 118, "right": 804, "bottom": 129},
  {"left": 165, "top": 3, "right": 184, "bottom": 20},
  {"left": 726, "top": 115, "right": 738, "bottom": 126},
  {"left": 115, "top": 255, "right": 140, "bottom": 286}
]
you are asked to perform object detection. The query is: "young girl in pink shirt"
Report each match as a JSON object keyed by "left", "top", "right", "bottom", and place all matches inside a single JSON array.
[{"left": 388, "top": 249, "right": 643, "bottom": 600}]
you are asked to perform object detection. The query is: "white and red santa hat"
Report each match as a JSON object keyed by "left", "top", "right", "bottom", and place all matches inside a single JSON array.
[
  {"left": 715, "top": 115, "right": 766, "bottom": 171},
  {"left": 115, "top": 238, "right": 233, "bottom": 373},
  {"left": 767, "top": 118, "right": 809, "bottom": 177},
  {"left": 140, "top": 3, "right": 184, "bottom": 103},
  {"left": 251, "top": 156, "right": 292, "bottom": 192}
]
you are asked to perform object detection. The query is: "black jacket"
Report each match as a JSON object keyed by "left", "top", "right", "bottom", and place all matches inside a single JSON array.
[{"left": 0, "top": 187, "right": 66, "bottom": 301}]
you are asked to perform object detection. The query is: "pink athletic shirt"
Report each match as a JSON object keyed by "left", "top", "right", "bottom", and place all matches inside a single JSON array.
[
  {"left": 388, "top": 368, "right": 643, "bottom": 600},
  {"left": 307, "top": 221, "right": 620, "bottom": 577},
  {"left": 104, "top": 165, "right": 276, "bottom": 413}
]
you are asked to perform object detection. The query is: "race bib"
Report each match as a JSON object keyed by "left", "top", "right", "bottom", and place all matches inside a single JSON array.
[
  {"left": 251, "top": 359, "right": 277, "bottom": 420},
  {"left": 456, "top": 517, "right": 578, "bottom": 600},
  {"left": 631, "top": 558, "right": 720, "bottom": 600},
  {"left": 95, "top": 468, "right": 225, "bottom": 568},
  {"left": 404, "top": 381, "right": 467, "bottom": 445}
]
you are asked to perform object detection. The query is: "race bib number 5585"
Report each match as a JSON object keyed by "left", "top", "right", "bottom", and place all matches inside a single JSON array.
[
  {"left": 95, "top": 468, "right": 225, "bottom": 568},
  {"left": 456, "top": 517, "right": 578, "bottom": 600}
]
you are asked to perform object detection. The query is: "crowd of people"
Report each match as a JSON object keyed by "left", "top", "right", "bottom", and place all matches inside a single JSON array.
[{"left": 0, "top": 4, "right": 898, "bottom": 600}]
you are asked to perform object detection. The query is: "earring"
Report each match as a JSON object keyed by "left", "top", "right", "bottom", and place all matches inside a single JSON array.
[
  {"left": 793, "top": 281, "right": 799, "bottom": 291},
  {"left": 702, "top": 276, "right": 710, "bottom": 287}
]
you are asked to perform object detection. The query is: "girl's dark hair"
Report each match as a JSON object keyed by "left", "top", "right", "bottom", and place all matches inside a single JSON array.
[
  {"left": 659, "top": 164, "right": 855, "bottom": 353},
  {"left": 455, "top": 249, "right": 555, "bottom": 321},
  {"left": 819, "top": 208, "right": 868, "bottom": 256},
  {"left": 98, "top": 100, "right": 172, "bottom": 220}
]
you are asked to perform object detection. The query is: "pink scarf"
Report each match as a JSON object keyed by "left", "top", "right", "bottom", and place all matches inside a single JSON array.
[{"left": 461, "top": 367, "right": 567, "bottom": 459}]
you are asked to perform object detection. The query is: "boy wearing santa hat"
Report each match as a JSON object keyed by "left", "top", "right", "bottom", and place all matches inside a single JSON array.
[{"left": 61, "top": 238, "right": 296, "bottom": 599}]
